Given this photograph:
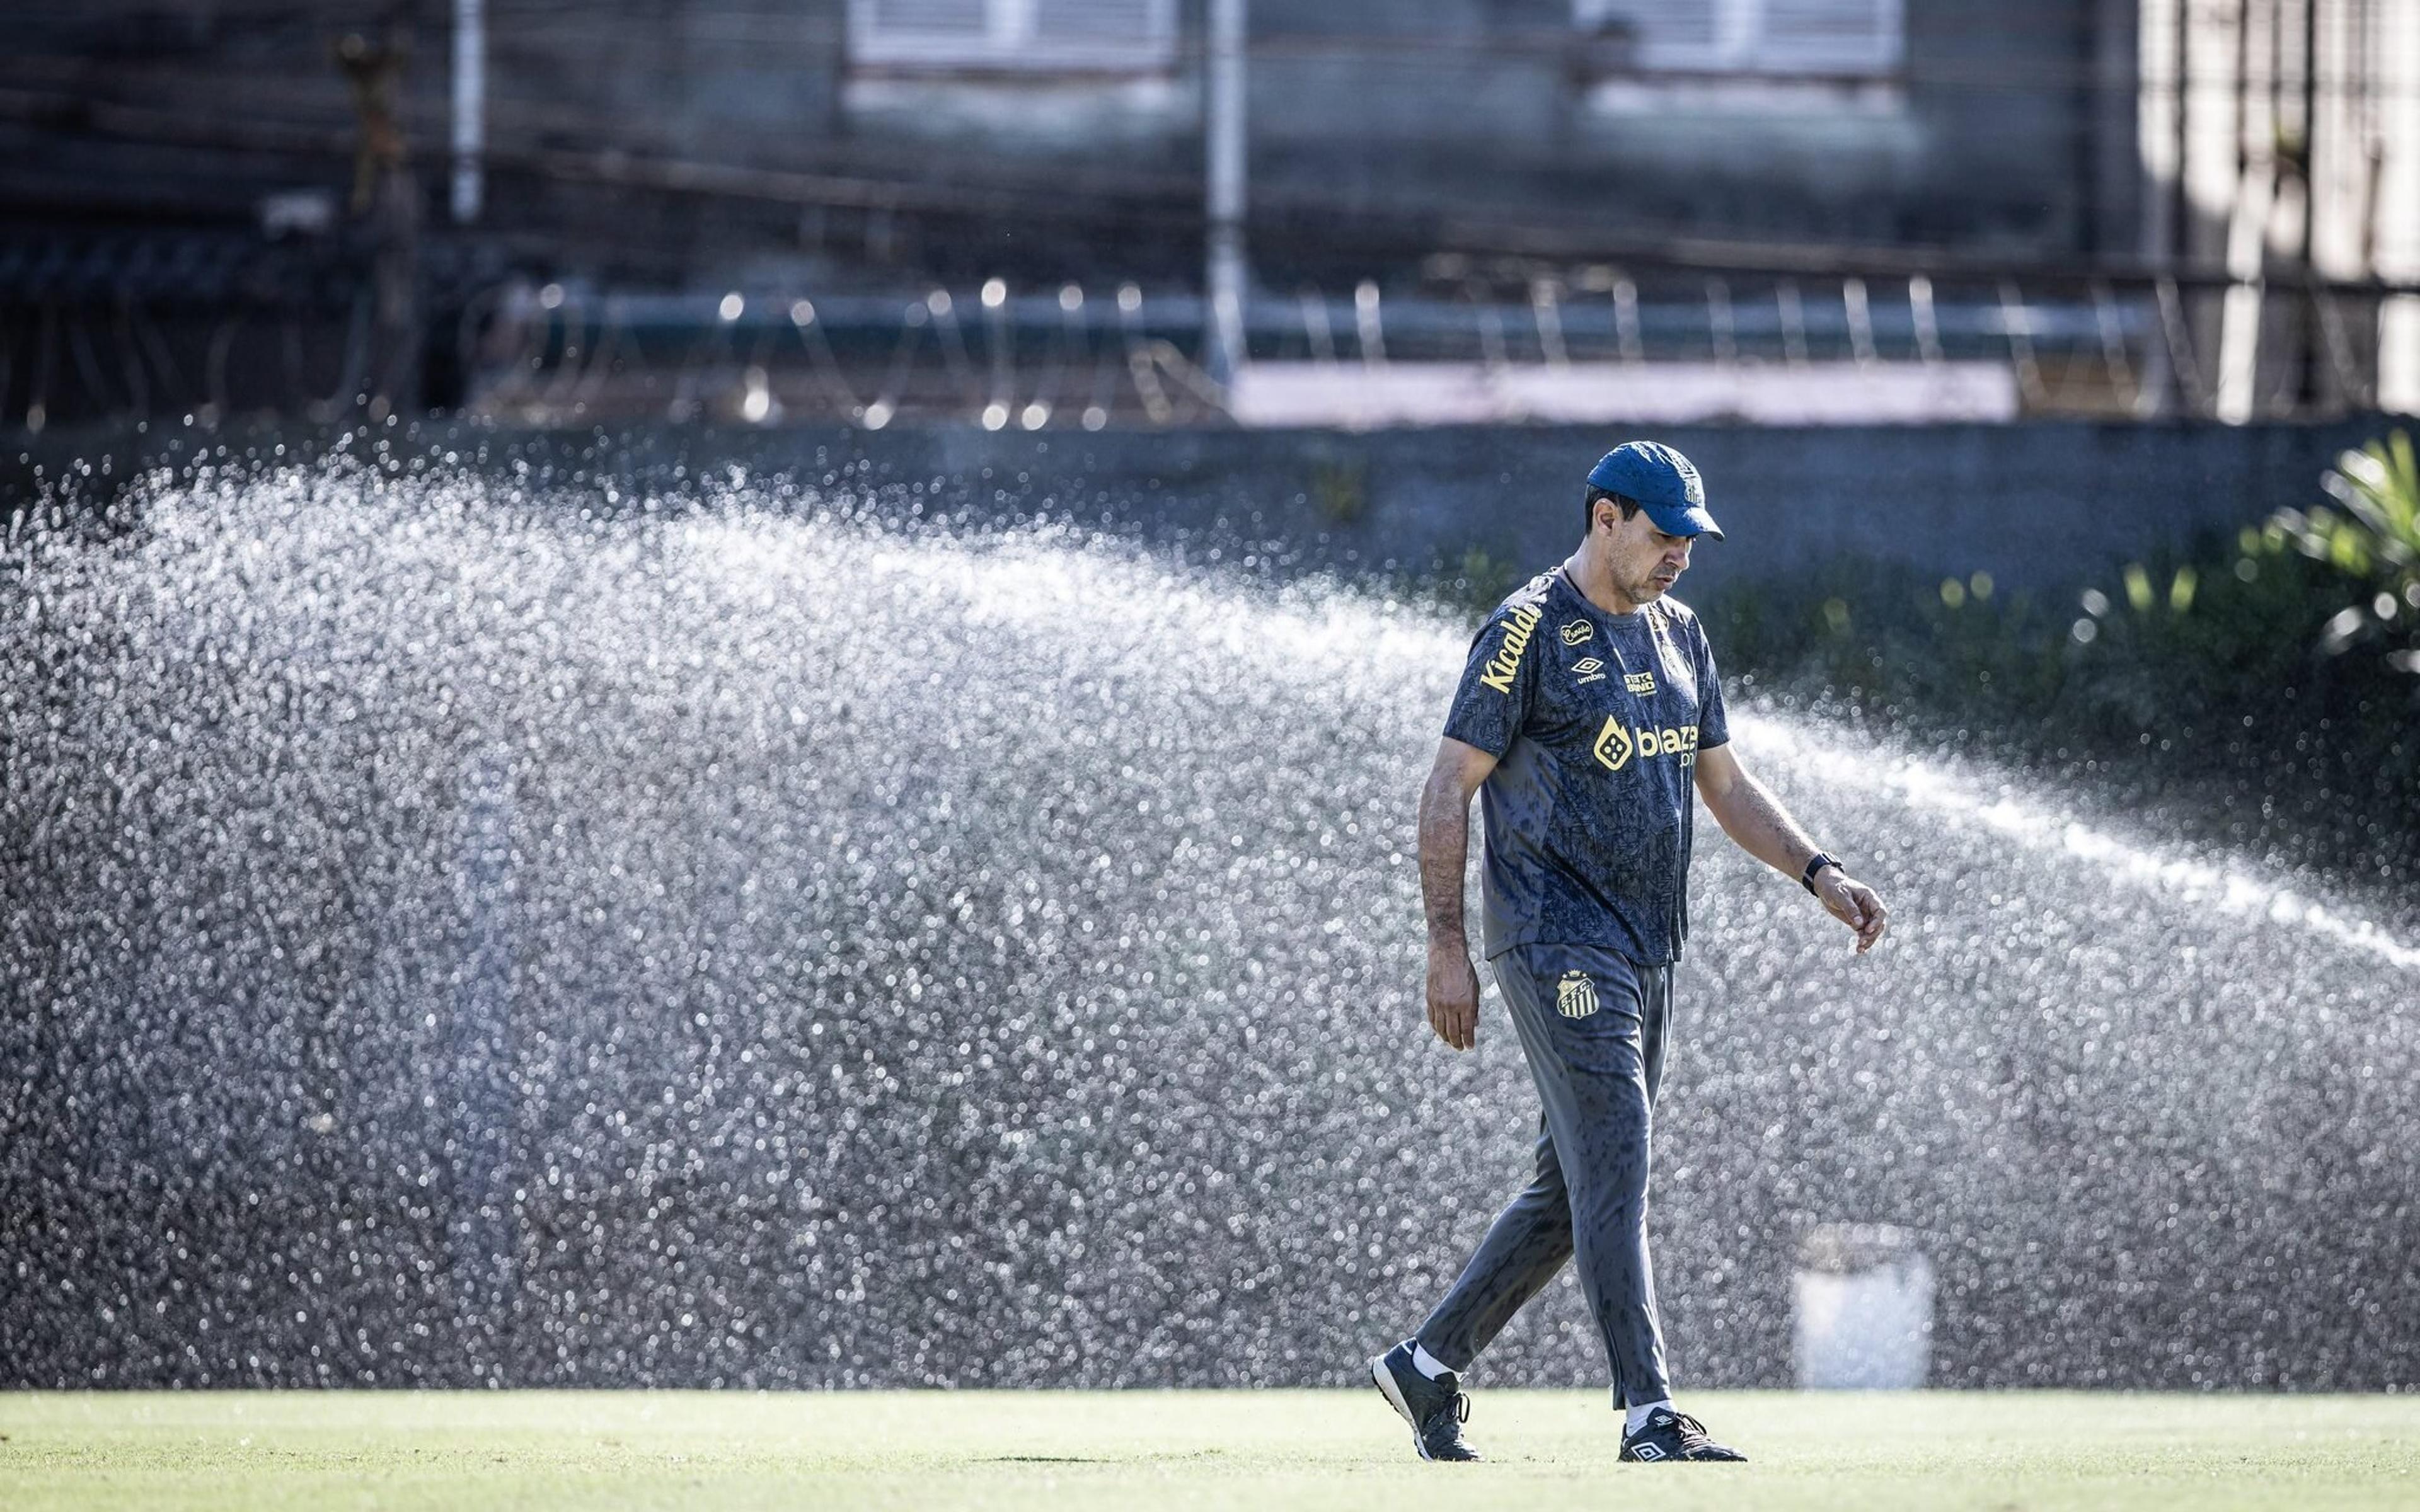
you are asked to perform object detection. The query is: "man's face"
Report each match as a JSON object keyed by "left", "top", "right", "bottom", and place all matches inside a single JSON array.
[{"left": 1598, "top": 502, "right": 1696, "bottom": 604}]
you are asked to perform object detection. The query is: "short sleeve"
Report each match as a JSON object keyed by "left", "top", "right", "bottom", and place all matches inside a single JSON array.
[
  {"left": 1442, "top": 602, "right": 1545, "bottom": 756},
  {"left": 1695, "top": 626, "right": 1730, "bottom": 750}
]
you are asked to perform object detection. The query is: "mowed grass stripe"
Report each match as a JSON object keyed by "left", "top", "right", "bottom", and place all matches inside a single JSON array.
[{"left": 3, "top": 1389, "right": 2416, "bottom": 1511}]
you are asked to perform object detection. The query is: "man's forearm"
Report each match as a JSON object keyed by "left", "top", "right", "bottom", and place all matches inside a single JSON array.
[
  {"left": 1708, "top": 767, "right": 1822, "bottom": 879},
  {"left": 1417, "top": 769, "right": 1473, "bottom": 949}
]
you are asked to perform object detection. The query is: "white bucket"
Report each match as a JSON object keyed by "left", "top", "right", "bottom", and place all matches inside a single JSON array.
[{"left": 1792, "top": 1223, "right": 1934, "bottom": 1389}]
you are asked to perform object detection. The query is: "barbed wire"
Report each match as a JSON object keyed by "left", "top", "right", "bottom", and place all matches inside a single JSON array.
[{"left": 0, "top": 260, "right": 2387, "bottom": 435}]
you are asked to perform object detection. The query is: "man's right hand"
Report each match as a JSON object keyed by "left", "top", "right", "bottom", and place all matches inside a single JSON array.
[
  {"left": 1426, "top": 942, "right": 1482, "bottom": 1051},
  {"left": 1417, "top": 737, "right": 1497, "bottom": 1055}
]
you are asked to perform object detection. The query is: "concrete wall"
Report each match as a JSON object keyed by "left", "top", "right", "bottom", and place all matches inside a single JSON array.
[
  {"left": 545, "top": 415, "right": 2389, "bottom": 604},
  {"left": 14, "top": 416, "right": 2392, "bottom": 607}
]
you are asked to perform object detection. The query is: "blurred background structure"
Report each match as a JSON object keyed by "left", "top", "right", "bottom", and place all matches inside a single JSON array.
[{"left": 2, "top": 0, "right": 2416, "bottom": 430}]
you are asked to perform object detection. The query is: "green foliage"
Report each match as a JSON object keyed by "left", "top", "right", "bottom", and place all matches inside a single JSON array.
[
  {"left": 2267, "top": 430, "right": 2420, "bottom": 676},
  {"left": 1448, "top": 544, "right": 1524, "bottom": 612},
  {"left": 1308, "top": 459, "right": 1369, "bottom": 525},
  {"left": 1700, "top": 437, "right": 2420, "bottom": 876}
]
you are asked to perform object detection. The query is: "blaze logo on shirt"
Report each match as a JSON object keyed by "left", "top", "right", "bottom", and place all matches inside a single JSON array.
[
  {"left": 1593, "top": 717, "right": 1701, "bottom": 772},
  {"left": 1557, "top": 970, "right": 1599, "bottom": 1019},
  {"left": 1478, "top": 604, "right": 1542, "bottom": 693}
]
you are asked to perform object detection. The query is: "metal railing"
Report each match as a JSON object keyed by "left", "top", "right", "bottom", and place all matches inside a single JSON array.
[{"left": 0, "top": 258, "right": 2399, "bottom": 432}]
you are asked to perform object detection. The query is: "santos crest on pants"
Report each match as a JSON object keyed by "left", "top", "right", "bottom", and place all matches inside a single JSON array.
[{"left": 1556, "top": 970, "right": 1599, "bottom": 1019}]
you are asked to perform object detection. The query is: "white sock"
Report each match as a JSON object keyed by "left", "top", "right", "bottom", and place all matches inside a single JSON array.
[
  {"left": 1625, "top": 1398, "right": 1673, "bottom": 1435},
  {"left": 1410, "top": 1343, "right": 1457, "bottom": 1380}
]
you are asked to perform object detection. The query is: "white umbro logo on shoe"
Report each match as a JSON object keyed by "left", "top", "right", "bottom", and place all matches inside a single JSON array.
[{"left": 1629, "top": 1441, "right": 1666, "bottom": 1460}]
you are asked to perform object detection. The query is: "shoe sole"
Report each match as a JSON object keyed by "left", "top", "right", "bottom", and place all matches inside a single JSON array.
[
  {"left": 1368, "top": 1354, "right": 1434, "bottom": 1462},
  {"left": 1621, "top": 1449, "right": 1750, "bottom": 1463}
]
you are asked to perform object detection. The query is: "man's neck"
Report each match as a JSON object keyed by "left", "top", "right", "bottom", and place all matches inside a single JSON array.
[{"left": 1562, "top": 547, "right": 1642, "bottom": 617}]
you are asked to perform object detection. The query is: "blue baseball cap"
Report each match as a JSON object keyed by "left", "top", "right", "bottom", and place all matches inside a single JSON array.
[{"left": 1586, "top": 440, "right": 1724, "bottom": 540}]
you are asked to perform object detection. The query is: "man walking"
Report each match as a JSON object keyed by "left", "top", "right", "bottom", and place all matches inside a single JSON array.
[{"left": 1371, "top": 441, "right": 1889, "bottom": 1464}]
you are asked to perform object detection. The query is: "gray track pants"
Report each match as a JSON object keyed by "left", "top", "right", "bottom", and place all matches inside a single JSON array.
[{"left": 1414, "top": 942, "right": 1673, "bottom": 1407}]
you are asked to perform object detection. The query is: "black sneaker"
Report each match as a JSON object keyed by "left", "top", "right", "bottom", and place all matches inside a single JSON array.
[
  {"left": 1370, "top": 1341, "right": 1482, "bottom": 1462},
  {"left": 1620, "top": 1406, "right": 1746, "bottom": 1463}
]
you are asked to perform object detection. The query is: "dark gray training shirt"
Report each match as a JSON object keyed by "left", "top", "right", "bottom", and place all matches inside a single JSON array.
[{"left": 1443, "top": 568, "right": 1731, "bottom": 966}]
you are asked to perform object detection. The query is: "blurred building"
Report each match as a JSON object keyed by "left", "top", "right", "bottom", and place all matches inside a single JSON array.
[
  {"left": 1, "top": 0, "right": 2412, "bottom": 426},
  {"left": 0, "top": 2, "right": 2141, "bottom": 279}
]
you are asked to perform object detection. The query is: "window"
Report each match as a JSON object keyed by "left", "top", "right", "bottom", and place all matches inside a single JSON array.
[
  {"left": 1574, "top": 0, "right": 1903, "bottom": 76},
  {"left": 850, "top": 0, "right": 1178, "bottom": 72}
]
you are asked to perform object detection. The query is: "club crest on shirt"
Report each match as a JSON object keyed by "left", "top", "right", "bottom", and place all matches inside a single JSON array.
[
  {"left": 1557, "top": 970, "right": 1599, "bottom": 1019},
  {"left": 1655, "top": 624, "right": 1691, "bottom": 684},
  {"left": 1560, "top": 620, "right": 1593, "bottom": 646}
]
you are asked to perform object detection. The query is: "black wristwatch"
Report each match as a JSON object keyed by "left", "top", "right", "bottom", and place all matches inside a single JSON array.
[{"left": 1800, "top": 852, "right": 1842, "bottom": 894}]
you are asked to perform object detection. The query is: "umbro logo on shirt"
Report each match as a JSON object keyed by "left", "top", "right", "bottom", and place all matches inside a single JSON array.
[{"left": 1571, "top": 656, "right": 1607, "bottom": 685}]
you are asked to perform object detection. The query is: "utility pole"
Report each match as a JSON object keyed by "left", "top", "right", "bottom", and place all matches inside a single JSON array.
[
  {"left": 452, "top": 0, "right": 485, "bottom": 223},
  {"left": 2135, "top": 0, "right": 2185, "bottom": 413},
  {"left": 2380, "top": 0, "right": 2420, "bottom": 413},
  {"left": 336, "top": 21, "right": 420, "bottom": 418},
  {"left": 1204, "top": 0, "right": 1247, "bottom": 391},
  {"left": 2215, "top": 0, "right": 2273, "bottom": 423}
]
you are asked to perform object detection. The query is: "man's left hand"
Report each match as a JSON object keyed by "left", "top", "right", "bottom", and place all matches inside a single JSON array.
[{"left": 1815, "top": 869, "right": 1889, "bottom": 953}]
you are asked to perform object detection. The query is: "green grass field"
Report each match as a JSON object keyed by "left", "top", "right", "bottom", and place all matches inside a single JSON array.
[{"left": 4, "top": 1389, "right": 2416, "bottom": 1511}]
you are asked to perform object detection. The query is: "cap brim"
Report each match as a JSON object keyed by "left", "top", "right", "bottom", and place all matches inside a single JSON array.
[{"left": 1645, "top": 502, "right": 1724, "bottom": 541}]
